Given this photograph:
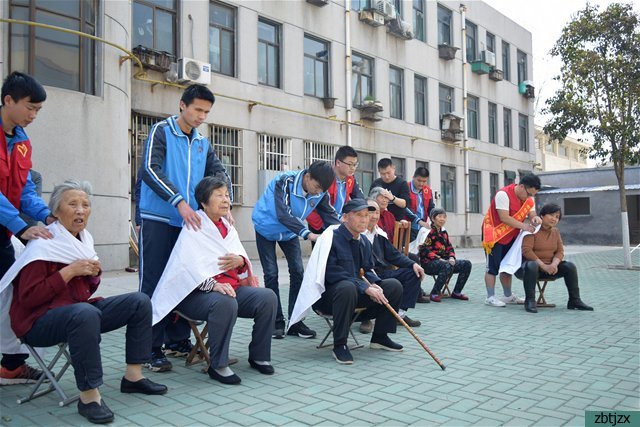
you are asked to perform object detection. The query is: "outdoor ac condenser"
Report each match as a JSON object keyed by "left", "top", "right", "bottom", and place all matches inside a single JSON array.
[{"left": 178, "top": 58, "right": 212, "bottom": 85}]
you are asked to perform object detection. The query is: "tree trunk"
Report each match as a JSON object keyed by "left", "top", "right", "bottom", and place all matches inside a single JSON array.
[{"left": 614, "top": 159, "right": 632, "bottom": 269}]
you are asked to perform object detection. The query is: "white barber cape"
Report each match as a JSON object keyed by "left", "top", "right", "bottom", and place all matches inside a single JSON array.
[
  {"left": 0, "top": 222, "right": 98, "bottom": 354},
  {"left": 151, "top": 210, "right": 256, "bottom": 325},
  {"left": 409, "top": 226, "right": 430, "bottom": 255},
  {"left": 499, "top": 225, "right": 541, "bottom": 275},
  {"left": 288, "top": 225, "right": 340, "bottom": 329}
]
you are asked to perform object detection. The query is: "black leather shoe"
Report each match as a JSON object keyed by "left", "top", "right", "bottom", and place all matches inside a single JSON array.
[
  {"left": 248, "top": 359, "right": 275, "bottom": 375},
  {"left": 207, "top": 366, "right": 241, "bottom": 384},
  {"left": 524, "top": 300, "right": 538, "bottom": 313},
  {"left": 120, "top": 377, "right": 168, "bottom": 395},
  {"left": 416, "top": 294, "right": 431, "bottom": 303},
  {"left": 370, "top": 334, "right": 403, "bottom": 352},
  {"left": 567, "top": 299, "right": 594, "bottom": 311},
  {"left": 78, "top": 399, "right": 114, "bottom": 424},
  {"left": 398, "top": 315, "right": 421, "bottom": 327}
]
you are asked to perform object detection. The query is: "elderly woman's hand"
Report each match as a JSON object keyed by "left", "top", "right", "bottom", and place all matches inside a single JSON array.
[
  {"left": 218, "top": 253, "right": 245, "bottom": 272},
  {"left": 212, "top": 281, "right": 236, "bottom": 298},
  {"left": 60, "top": 259, "right": 101, "bottom": 282}
]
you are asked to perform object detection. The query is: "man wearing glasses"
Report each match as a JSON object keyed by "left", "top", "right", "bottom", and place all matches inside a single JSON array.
[
  {"left": 482, "top": 173, "right": 542, "bottom": 307},
  {"left": 306, "top": 146, "right": 365, "bottom": 238}
]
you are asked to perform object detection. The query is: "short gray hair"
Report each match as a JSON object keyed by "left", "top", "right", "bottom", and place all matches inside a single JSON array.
[
  {"left": 368, "top": 186, "right": 385, "bottom": 200},
  {"left": 49, "top": 179, "right": 93, "bottom": 214}
]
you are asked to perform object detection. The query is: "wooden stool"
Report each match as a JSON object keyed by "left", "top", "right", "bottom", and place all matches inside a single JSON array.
[{"left": 536, "top": 277, "right": 556, "bottom": 308}]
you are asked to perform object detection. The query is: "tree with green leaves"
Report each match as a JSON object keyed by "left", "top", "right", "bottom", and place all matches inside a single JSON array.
[{"left": 544, "top": 2, "right": 640, "bottom": 268}]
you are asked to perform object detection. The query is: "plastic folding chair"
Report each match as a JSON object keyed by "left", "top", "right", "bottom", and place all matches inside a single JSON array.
[{"left": 17, "top": 342, "right": 78, "bottom": 407}]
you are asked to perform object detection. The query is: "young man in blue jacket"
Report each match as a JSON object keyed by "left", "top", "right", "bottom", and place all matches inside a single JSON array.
[
  {"left": 138, "top": 84, "right": 232, "bottom": 372},
  {"left": 252, "top": 161, "right": 339, "bottom": 339},
  {"left": 0, "top": 72, "right": 55, "bottom": 385}
]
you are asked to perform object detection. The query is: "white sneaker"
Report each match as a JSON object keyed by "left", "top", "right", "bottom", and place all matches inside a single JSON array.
[
  {"left": 485, "top": 295, "right": 506, "bottom": 307},
  {"left": 500, "top": 294, "right": 525, "bottom": 304}
]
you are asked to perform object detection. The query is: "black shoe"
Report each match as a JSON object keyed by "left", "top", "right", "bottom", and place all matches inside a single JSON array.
[
  {"left": 370, "top": 334, "right": 403, "bottom": 352},
  {"left": 145, "top": 349, "right": 172, "bottom": 372},
  {"left": 359, "top": 320, "right": 373, "bottom": 334},
  {"left": 272, "top": 327, "right": 285, "bottom": 339},
  {"left": 416, "top": 294, "right": 431, "bottom": 303},
  {"left": 248, "top": 359, "right": 275, "bottom": 375},
  {"left": 524, "top": 300, "right": 538, "bottom": 313},
  {"left": 567, "top": 299, "right": 593, "bottom": 311},
  {"left": 332, "top": 345, "right": 354, "bottom": 364},
  {"left": 286, "top": 321, "right": 316, "bottom": 339},
  {"left": 207, "top": 366, "right": 241, "bottom": 384},
  {"left": 120, "top": 377, "right": 168, "bottom": 395},
  {"left": 398, "top": 315, "right": 421, "bottom": 327},
  {"left": 78, "top": 399, "right": 114, "bottom": 424}
]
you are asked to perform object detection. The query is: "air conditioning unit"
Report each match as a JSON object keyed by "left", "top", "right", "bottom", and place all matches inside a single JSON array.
[
  {"left": 372, "top": 0, "right": 396, "bottom": 19},
  {"left": 480, "top": 50, "right": 496, "bottom": 67},
  {"left": 178, "top": 58, "right": 211, "bottom": 85},
  {"left": 440, "top": 112, "right": 463, "bottom": 142}
]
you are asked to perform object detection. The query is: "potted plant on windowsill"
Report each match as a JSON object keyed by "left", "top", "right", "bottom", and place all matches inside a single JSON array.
[{"left": 360, "top": 95, "right": 383, "bottom": 112}]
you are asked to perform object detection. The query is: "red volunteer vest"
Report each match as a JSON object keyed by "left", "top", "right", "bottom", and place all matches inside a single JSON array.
[
  {"left": 0, "top": 127, "right": 32, "bottom": 218},
  {"left": 482, "top": 184, "right": 534, "bottom": 253},
  {"left": 407, "top": 182, "right": 432, "bottom": 221},
  {"left": 306, "top": 175, "right": 355, "bottom": 230}
]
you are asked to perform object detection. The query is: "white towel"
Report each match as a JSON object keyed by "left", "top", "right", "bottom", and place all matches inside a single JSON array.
[
  {"left": 151, "top": 210, "right": 255, "bottom": 325},
  {"left": 288, "top": 225, "right": 339, "bottom": 329},
  {"left": 0, "top": 222, "right": 97, "bottom": 354},
  {"left": 409, "top": 226, "right": 430, "bottom": 255},
  {"left": 499, "top": 225, "right": 541, "bottom": 275}
]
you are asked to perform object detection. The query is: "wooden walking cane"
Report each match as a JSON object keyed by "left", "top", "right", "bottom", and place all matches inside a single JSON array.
[{"left": 360, "top": 269, "right": 446, "bottom": 371}]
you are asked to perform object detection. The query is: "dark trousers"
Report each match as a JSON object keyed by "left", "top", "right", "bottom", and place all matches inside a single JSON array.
[
  {"left": 23, "top": 293, "right": 152, "bottom": 391},
  {"left": 175, "top": 287, "right": 277, "bottom": 368},
  {"left": 313, "top": 279, "right": 402, "bottom": 346},
  {"left": 139, "top": 219, "right": 190, "bottom": 348},
  {"left": 1, "top": 231, "right": 28, "bottom": 370},
  {"left": 255, "top": 231, "right": 304, "bottom": 328},
  {"left": 423, "top": 259, "right": 472, "bottom": 294},
  {"left": 378, "top": 268, "right": 420, "bottom": 310},
  {"left": 521, "top": 260, "right": 581, "bottom": 301}
]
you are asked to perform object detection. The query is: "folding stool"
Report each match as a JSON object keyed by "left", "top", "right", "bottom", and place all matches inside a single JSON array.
[
  {"left": 314, "top": 308, "right": 366, "bottom": 350},
  {"left": 17, "top": 342, "right": 78, "bottom": 407}
]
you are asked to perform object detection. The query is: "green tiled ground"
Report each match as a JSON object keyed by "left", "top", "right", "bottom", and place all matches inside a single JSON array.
[{"left": 1, "top": 248, "right": 638, "bottom": 426}]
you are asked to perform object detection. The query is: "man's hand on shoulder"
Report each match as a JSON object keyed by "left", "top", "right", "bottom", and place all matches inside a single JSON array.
[
  {"left": 177, "top": 200, "right": 202, "bottom": 230},
  {"left": 19, "top": 225, "right": 53, "bottom": 240}
]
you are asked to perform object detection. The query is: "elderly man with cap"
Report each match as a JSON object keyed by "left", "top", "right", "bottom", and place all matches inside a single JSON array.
[
  {"left": 312, "top": 199, "right": 403, "bottom": 365},
  {"left": 418, "top": 208, "right": 472, "bottom": 302}
]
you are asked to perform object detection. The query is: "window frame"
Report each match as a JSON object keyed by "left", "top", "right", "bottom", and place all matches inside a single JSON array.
[
  {"left": 258, "top": 134, "right": 292, "bottom": 171},
  {"left": 564, "top": 197, "right": 591, "bottom": 216},
  {"left": 502, "top": 40, "right": 511, "bottom": 81},
  {"left": 503, "top": 107, "right": 512, "bottom": 148},
  {"left": 10, "top": 0, "right": 99, "bottom": 95},
  {"left": 440, "top": 165, "right": 456, "bottom": 213},
  {"left": 304, "top": 34, "right": 330, "bottom": 98},
  {"left": 414, "top": 74, "right": 428, "bottom": 126},
  {"left": 391, "top": 156, "right": 405, "bottom": 179},
  {"left": 517, "top": 49, "right": 527, "bottom": 83},
  {"left": 353, "top": 151, "right": 376, "bottom": 196},
  {"left": 389, "top": 65, "right": 404, "bottom": 120},
  {"left": 488, "top": 102, "right": 497, "bottom": 144},
  {"left": 257, "top": 17, "right": 281, "bottom": 87},
  {"left": 352, "top": 51, "right": 374, "bottom": 106},
  {"left": 413, "top": 0, "right": 426, "bottom": 42},
  {"left": 439, "top": 83, "right": 454, "bottom": 122},
  {"left": 209, "top": 1, "right": 236, "bottom": 77},
  {"left": 519, "top": 113, "right": 529, "bottom": 152},
  {"left": 437, "top": 4, "right": 452, "bottom": 46},
  {"left": 465, "top": 20, "right": 477, "bottom": 62},
  {"left": 489, "top": 172, "right": 499, "bottom": 200},
  {"left": 469, "top": 169, "right": 481, "bottom": 213},
  {"left": 134, "top": 0, "right": 177, "bottom": 56},
  {"left": 486, "top": 32, "right": 495, "bottom": 53},
  {"left": 467, "top": 95, "right": 479, "bottom": 139}
]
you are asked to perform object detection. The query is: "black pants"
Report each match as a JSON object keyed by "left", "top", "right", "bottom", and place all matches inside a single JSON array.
[
  {"left": 313, "top": 279, "right": 402, "bottom": 346},
  {"left": 521, "top": 260, "right": 581, "bottom": 301},
  {"left": 24, "top": 293, "right": 152, "bottom": 391},
  {"left": 1, "top": 230, "right": 28, "bottom": 370},
  {"left": 139, "top": 219, "right": 190, "bottom": 348},
  {"left": 378, "top": 268, "right": 421, "bottom": 310},
  {"left": 423, "top": 259, "right": 472, "bottom": 294}
]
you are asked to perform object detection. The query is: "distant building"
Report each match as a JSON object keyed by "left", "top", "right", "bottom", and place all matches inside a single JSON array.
[
  {"left": 536, "top": 166, "right": 640, "bottom": 245},
  {"left": 535, "top": 125, "right": 591, "bottom": 172},
  {"left": 2, "top": 0, "right": 537, "bottom": 268}
]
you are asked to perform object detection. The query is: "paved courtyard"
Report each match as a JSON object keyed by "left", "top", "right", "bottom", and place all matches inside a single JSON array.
[{"left": 1, "top": 246, "right": 638, "bottom": 426}]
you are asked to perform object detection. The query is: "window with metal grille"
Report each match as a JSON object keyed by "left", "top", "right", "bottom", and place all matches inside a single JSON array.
[
  {"left": 259, "top": 134, "right": 292, "bottom": 171},
  {"left": 440, "top": 165, "right": 456, "bottom": 212},
  {"left": 131, "top": 112, "right": 165, "bottom": 208},
  {"left": 354, "top": 151, "right": 375, "bottom": 196},
  {"left": 10, "top": 0, "right": 98, "bottom": 95},
  {"left": 490, "top": 172, "right": 499, "bottom": 199},
  {"left": 564, "top": 197, "right": 590, "bottom": 216},
  {"left": 304, "top": 141, "right": 335, "bottom": 168},
  {"left": 469, "top": 170, "right": 481, "bottom": 213},
  {"left": 211, "top": 125, "right": 243, "bottom": 204}
]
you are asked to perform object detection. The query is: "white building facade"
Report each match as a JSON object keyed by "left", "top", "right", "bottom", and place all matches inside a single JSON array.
[
  {"left": 535, "top": 125, "right": 591, "bottom": 172},
  {"left": 1, "top": 0, "right": 536, "bottom": 269}
]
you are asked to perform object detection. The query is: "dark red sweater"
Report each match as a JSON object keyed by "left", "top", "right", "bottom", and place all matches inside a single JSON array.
[
  {"left": 10, "top": 260, "right": 102, "bottom": 338},
  {"left": 211, "top": 218, "right": 248, "bottom": 290}
]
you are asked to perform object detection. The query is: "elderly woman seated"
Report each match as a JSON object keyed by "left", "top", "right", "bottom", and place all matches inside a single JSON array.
[
  {"left": 369, "top": 187, "right": 410, "bottom": 242},
  {"left": 5, "top": 180, "right": 166, "bottom": 424},
  {"left": 151, "top": 176, "right": 277, "bottom": 385},
  {"left": 520, "top": 203, "right": 593, "bottom": 313}
]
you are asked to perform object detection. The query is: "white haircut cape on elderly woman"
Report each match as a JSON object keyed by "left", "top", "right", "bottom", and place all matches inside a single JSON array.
[
  {"left": 151, "top": 210, "right": 257, "bottom": 325},
  {"left": 0, "top": 221, "right": 98, "bottom": 354}
]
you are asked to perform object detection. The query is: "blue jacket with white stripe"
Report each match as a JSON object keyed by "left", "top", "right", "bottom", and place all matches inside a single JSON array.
[
  {"left": 138, "top": 115, "right": 231, "bottom": 227},
  {"left": 252, "top": 169, "right": 339, "bottom": 241}
]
